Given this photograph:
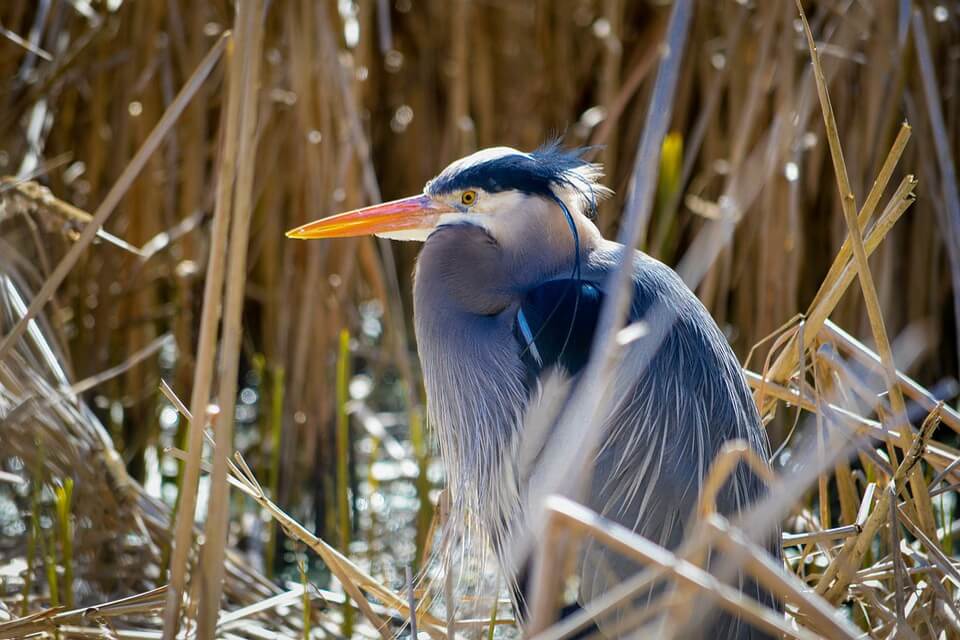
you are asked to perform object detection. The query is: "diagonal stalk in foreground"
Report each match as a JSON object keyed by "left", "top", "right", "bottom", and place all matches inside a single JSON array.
[
  {"left": 526, "top": 0, "right": 693, "bottom": 630},
  {"left": 227, "top": 451, "right": 443, "bottom": 640},
  {"left": 160, "top": 386, "right": 433, "bottom": 639},
  {"left": 539, "top": 496, "right": 817, "bottom": 640},
  {"left": 816, "top": 405, "right": 942, "bottom": 602}
]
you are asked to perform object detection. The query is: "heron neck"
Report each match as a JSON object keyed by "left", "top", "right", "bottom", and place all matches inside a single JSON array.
[
  {"left": 496, "top": 207, "right": 604, "bottom": 291},
  {"left": 412, "top": 224, "right": 529, "bottom": 520},
  {"left": 536, "top": 210, "right": 603, "bottom": 281}
]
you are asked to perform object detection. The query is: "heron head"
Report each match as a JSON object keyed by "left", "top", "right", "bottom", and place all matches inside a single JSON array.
[{"left": 286, "top": 144, "right": 611, "bottom": 251}]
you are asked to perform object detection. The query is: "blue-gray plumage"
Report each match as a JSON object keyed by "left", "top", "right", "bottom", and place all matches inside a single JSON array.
[{"left": 287, "top": 144, "right": 780, "bottom": 638}]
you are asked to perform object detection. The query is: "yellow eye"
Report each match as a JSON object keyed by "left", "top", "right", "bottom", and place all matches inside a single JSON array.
[{"left": 461, "top": 190, "right": 477, "bottom": 206}]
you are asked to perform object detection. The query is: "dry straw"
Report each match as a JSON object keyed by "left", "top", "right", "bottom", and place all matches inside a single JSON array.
[{"left": 1, "top": 1, "right": 959, "bottom": 639}]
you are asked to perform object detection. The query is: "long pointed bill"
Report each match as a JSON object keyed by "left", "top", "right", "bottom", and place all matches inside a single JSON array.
[{"left": 285, "top": 194, "right": 455, "bottom": 241}]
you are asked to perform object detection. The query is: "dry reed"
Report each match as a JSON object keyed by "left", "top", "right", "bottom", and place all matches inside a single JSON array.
[{"left": 1, "top": 1, "right": 959, "bottom": 639}]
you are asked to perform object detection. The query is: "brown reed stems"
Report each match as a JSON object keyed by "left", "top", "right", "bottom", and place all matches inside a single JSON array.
[{"left": 2, "top": 2, "right": 959, "bottom": 638}]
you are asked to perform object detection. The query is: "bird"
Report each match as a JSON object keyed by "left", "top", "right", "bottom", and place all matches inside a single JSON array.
[{"left": 287, "top": 143, "right": 780, "bottom": 638}]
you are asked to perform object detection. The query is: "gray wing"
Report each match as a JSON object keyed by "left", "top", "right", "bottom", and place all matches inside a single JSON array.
[{"left": 578, "top": 245, "right": 776, "bottom": 637}]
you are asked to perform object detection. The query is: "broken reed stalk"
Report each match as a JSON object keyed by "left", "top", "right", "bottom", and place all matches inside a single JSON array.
[
  {"left": 160, "top": 387, "right": 378, "bottom": 638},
  {"left": 822, "top": 320, "right": 960, "bottom": 435},
  {"left": 224, "top": 453, "right": 411, "bottom": 640},
  {"left": 796, "top": 0, "right": 937, "bottom": 541},
  {"left": 698, "top": 442, "right": 777, "bottom": 520},
  {"left": 533, "top": 429, "right": 855, "bottom": 640},
  {"left": 530, "top": 524, "right": 721, "bottom": 640},
  {"left": 197, "top": 1, "right": 265, "bottom": 637},
  {"left": 161, "top": 31, "right": 240, "bottom": 640},
  {"left": 0, "top": 587, "right": 168, "bottom": 639},
  {"left": 805, "top": 123, "right": 912, "bottom": 315},
  {"left": 0, "top": 177, "right": 145, "bottom": 257},
  {"left": 795, "top": 178, "right": 916, "bottom": 352},
  {"left": 706, "top": 517, "right": 856, "bottom": 640},
  {"left": 661, "top": 441, "right": 779, "bottom": 637},
  {"left": 1, "top": 178, "right": 90, "bottom": 224},
  {"left": 755, "top": 138, "right": 916, "bottom": 416},
  {"left": 540, "top": 496, "right": 815, "bottom": 640},
  {"left": 0, "top": 33, "right": 228, "bottom": 364},
  {"left": 752, "top": 182, "right": 918, "bottom": 418},
  {"left": 816, "top": 404, "right": 943, "bottom": 602}
]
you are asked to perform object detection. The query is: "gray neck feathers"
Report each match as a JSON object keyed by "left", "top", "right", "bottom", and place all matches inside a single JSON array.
[
  {"left": 411, "top": 208, "right": 600, "bottom": 562},
  {"left": 413, "top": 224, "right": 528, "bottom": 526}
]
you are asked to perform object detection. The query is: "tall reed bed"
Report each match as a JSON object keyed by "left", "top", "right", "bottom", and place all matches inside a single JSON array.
[{"left": 0, "top": 1, "right": 958, "bottom": 638}]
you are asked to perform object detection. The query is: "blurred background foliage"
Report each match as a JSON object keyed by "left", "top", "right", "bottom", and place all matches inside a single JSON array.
[{"left": 0, "top": 0, "right": 958, "bottom": 613}]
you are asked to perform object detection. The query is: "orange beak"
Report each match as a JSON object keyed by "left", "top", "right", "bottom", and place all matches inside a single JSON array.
[{"left": 286, "top": 194, "right": 456, "bottom": 240}]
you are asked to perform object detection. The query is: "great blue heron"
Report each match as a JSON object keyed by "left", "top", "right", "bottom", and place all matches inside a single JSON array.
[{"left": 288, "top": 144, "right": 779, "bottom": 638}]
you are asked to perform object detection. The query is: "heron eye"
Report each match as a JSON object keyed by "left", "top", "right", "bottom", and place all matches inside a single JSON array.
[{"left": 460, "top": 190, "right": 477, "bottom": 206}]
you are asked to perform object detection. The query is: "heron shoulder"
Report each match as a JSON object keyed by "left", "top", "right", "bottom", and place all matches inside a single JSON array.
[
  {"left": 583, "top": 242, "right": 742, "bottom": 355},
  {"left": 585, "top": 241, "right": 699, "bottom": 308},
  {"left": 512, "top": 242, "right": 706, "bottom": 384},
  {"left": 587, "top": 242, "right": 770, "bottom": 459},
  {"left": 525, "top": 240, "right": 756, "bottom": 419}
]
